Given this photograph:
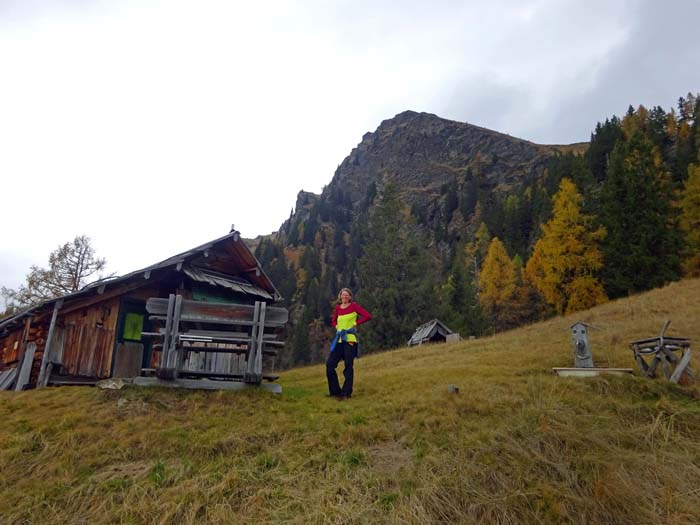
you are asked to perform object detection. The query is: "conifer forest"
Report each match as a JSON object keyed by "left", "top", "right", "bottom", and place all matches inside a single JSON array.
[{"left": 254, "top": 93, "right": 700, "bottom": 368}]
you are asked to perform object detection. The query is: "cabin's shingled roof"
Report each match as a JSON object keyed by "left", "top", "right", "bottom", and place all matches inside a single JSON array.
[
  {"left": 0, "top": 230, "right": 279, "bottom": 335},
  {"left": 407, "top": 319, "right": 455, "bottom": 346}
]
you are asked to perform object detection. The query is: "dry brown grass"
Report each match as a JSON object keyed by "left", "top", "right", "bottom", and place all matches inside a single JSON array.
[{"left": 2, "top": 279, "right": 700, "bottom": 524}]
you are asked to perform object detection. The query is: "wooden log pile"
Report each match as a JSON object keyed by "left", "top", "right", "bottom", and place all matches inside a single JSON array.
[{"left": 27, "top": 325, "right": 48, "bottom": 385}]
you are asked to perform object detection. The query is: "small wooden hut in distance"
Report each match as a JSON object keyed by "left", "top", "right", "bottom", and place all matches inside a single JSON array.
[
  {"left": 407, "top": 319, "right": 460, "bottom": 346},
  {"left": 0, "top": 230, "right": 281, "bottom": 389}
]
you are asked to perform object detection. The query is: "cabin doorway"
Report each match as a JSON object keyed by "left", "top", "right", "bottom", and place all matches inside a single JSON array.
[{"left": 111, "top": 299, "right": 152, "bottom": 378}]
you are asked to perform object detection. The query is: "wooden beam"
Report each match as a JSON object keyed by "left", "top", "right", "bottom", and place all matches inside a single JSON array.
[
  {"left": 132, "top": 376, "right": 281, "bottom": 393},
  {"left": 59, "top": 279, "right": 152, "bottom": 317},
  {"left": 0, "top": 368, "right": 18, "bottom": 391},
  {"left": 14, "top": 316, "right": 32, "bottom": 379},
  {"left": 146, "top": 297, "right": 288, "bottom": 326},
  {"left": 161, "top": 294, "right": 176, "bottom": 371},
  {"left": 245, "top": 301, "right": 261, "bottom": 383},
  {"left": 254, "top": 301, "right": 266, "bottom": 379},
  {"left": 646, "top": 355, "right": 660, "bottom": 378},
  {"left": 552, "top": 367, "right": 633, "bottom": 377},
  {"left": 169, "top": 295, "right": 184, "bottom": 374},
  {"left": 240, "top": 267, "right": 262, "bottom": 277},
  {"left": 670, "top": 349, "right": 693, "bottom": 384},
  {"left": 634, "top": 352, "right": 649, "bottom": 374},
  {"left": 14, "top": 342, "right": 37, "bottom": 391},
  {"left": 37, "top": 299, "right": 63, "bottom": 388},
  {"left": 178, "top": 345, "right": 279, "bottom": 355}
]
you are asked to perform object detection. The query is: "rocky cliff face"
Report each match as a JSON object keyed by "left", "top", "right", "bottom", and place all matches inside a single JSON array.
[
  {"left": 272, "top": 110, "right": 577, "bottom": 247},
  {"left": 251, "top": 110, "right": 586, "bottom": 367},
  {"left": 334, "top": 111, "right": 549, "bottom": 198}
]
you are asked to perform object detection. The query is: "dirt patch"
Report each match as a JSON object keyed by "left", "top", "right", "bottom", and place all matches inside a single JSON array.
[{"left": 367, "top": 441, "right": 413, "bottom": 475}]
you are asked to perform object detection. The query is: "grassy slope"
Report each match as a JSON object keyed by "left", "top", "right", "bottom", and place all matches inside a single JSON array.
[{"left": 2, "top": 281, "right": 700, "bottom": 525}]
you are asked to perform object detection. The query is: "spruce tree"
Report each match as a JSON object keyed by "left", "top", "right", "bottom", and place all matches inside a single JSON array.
[
  {"left": 679, "top": 164, "right": 700, "bottom": 276},
  {"left": 586, "top": 117, "right": 624, "bottom": 182},
  {"left": 288, "top": 308, "right": 311, "bottom": 365},
  {"left": 459, "top": 167, "right": 479, "bottom": 219},
  {"left": 442, "top": 251, "right": 483, "bottom": 338},
  {"left": 358, "top": 183, "right": 433, "bottom": 351},
  {"left": 600, "top": 132, "right": 682, "bottom": 297}
]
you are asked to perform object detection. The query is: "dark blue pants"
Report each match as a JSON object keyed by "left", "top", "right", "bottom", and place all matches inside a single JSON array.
[{"left": 326, "top": 342, "right": 355, "bottom": 397}]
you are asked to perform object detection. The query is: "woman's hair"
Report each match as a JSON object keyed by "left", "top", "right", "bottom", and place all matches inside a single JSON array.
[{"left": 337, "top": 287, "right": 354, "bottom": 303}]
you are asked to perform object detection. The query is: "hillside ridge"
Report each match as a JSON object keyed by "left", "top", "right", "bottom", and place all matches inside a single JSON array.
[{"left": 2, "top": 278, "right": 700, "bottom": 523}]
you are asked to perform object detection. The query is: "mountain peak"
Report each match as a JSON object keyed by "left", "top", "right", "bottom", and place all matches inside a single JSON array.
[
  {"left": 379, "top": 110, "right": 445, "bottom": 128},
  {"left": 328, "top": 109, "right": 559, "bottom": 207}
]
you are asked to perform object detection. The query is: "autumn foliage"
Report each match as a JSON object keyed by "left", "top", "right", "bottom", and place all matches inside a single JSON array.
[
  {"left": 525, "top": 178, "right": 607, "bottom": 314},
  {"left": 479, "top": 237, "right": 517, "bottom": 331}
]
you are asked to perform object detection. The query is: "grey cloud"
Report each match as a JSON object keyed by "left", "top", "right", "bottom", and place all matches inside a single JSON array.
[
  {"left": 532, "top": 1, "right": 700, "bottom": 144},
  {"left": 433, "top": 1, "right": 700, "bottom": 144},
  {"left": 443, "top": 76, "right": 534, "bottom": 137}
]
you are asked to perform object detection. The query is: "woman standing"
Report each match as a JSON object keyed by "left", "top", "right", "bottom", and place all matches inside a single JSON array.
[{"left": 327, "top": 287, "right": 372, "bottom": 400}]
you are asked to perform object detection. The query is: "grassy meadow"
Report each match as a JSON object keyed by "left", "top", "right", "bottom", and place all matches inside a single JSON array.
[{"left": 2, "top": 279, "right": 700, "bottom": 524}]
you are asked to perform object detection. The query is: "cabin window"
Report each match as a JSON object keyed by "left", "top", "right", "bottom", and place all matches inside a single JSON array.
[{"left": 123, "top": 312, "right": 144, "bottom": 341}]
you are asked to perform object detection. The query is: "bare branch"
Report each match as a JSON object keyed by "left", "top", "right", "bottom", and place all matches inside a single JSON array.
[{"left": 3, "top": 235, "right": 110, "bottom": 308}]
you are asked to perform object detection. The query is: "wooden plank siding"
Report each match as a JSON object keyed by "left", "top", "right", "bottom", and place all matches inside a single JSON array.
[{"left": 59, "top": 297, "right": 120, "bottom": 378}]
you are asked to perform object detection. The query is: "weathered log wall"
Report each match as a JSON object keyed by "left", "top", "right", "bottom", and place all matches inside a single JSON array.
[{"left": 59, "top": 297, "right": 120, "bottom": 377}]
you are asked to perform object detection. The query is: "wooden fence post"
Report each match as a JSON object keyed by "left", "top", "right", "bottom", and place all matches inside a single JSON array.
[
  {"left": 160, "top": 294, "right": 176, "bottom": 369},
  {"left": 254, "top": 302, "right": 266, "bottom": 379},
  {"left": 37, "top": 299, "right": 63, "bottom": 388},
  {"left": 245, "top": 302, "right": 262, "bottom": 384},
  {"left": 170, "top": 295, "right": 185, "bottom": 375}
]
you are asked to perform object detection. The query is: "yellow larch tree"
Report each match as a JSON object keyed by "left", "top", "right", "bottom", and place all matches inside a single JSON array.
[
  {"left": 479, "top": 237, "right": 517, "bottom": 332},
  {"left": 525, "top": 178, "right": 607, "bottom": 315}
]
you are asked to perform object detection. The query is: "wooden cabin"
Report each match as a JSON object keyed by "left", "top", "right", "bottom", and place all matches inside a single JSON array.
[
  {"left": 0, "top": 230, "right": 282, "bottom": 389},
  {"left": 407, "top": 319, "right": 460, "bottom": 346}
]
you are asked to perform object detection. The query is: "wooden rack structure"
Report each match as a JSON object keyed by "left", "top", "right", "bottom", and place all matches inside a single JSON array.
[
  {"left": 629, "top": 320, "right": 694, "bottom": 384},
  {"left": 134, "top": 294, "right": 288, "bottom": 393}
]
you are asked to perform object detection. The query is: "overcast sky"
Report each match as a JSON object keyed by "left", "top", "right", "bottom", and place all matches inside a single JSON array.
[{"left": 1, "top": 0, "right": 699, "bottom": 295}]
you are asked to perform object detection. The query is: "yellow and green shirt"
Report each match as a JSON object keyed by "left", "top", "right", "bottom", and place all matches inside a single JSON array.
[{"left": 332, "top": 303, "right": 372, "bottom": 344}]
